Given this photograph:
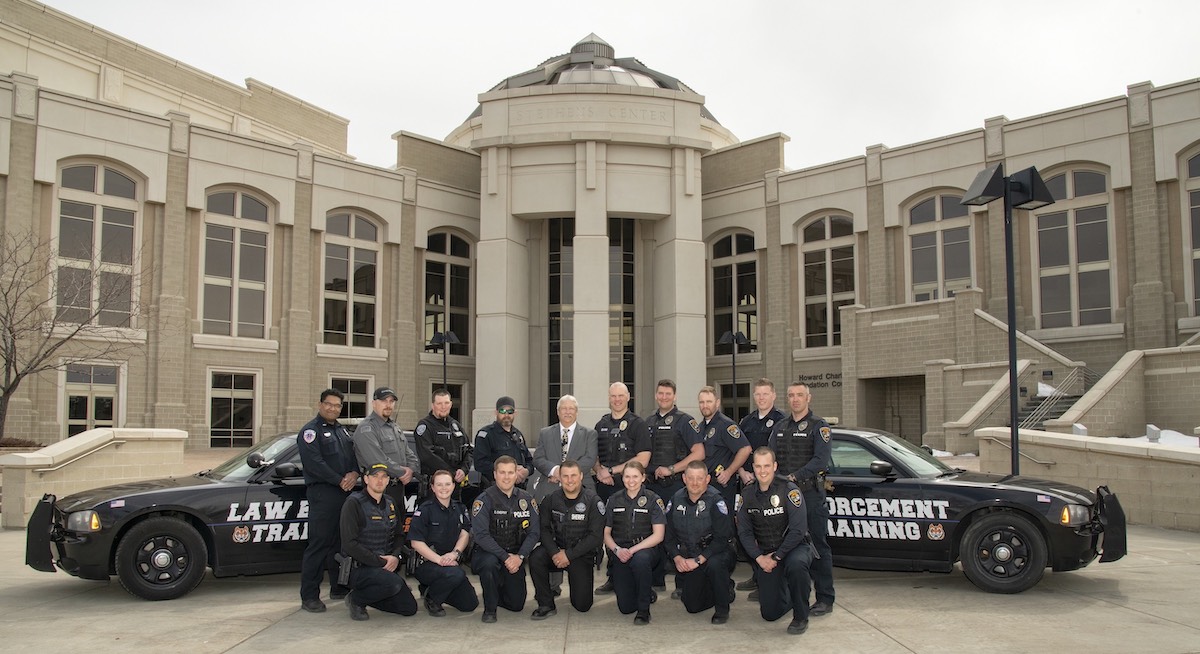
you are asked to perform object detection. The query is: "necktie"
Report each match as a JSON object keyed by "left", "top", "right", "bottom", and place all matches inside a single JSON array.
[{"left": 561, "top": 428, "right": 569, "bottom": 462}]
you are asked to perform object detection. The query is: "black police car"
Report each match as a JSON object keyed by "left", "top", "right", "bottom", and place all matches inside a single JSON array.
[
  {"left": 25, "top": 430, "right": 426, "bottom": 601},
  {"left": 824, "top": 428, "right": 1126, "bottom": 593}
]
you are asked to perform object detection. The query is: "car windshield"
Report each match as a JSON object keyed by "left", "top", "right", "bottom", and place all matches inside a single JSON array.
[
  {"left": 869, "top": 433, "right": 952, "bottom": 477},
  {"left": 205, "top": 435, "right": 295, "bottom": 482}
]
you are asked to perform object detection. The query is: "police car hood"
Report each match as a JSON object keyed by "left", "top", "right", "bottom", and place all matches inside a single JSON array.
[
  {"left": 938, "top": 471, "right": 1096, "bottom": 505},
  {"left": 56, "top": 475, "right": 225, "bottom": 513}
]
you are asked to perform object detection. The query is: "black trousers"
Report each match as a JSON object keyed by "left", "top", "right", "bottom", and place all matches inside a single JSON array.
[
  {"left": 805, "top": 489, "right": 835, "bottom": 604},
  {"left": 471, "top": 550, "right": 527, "bottom": 613},
  {"left": 674, "top": 550, "right": 733, "bottom": 616},
  {"left": 299, "top": 483, "right": 349, "bottom": 601},
  {"left": 348, "top": 565, "right": 417, "bottom": 616},
  {"left": 413, "top": 562, "right": 479, "bottom": 612},
  {"left": 611, "top": 548, "right": 660, "bottom": 614},
  {"left": 754, "top": 545, "right": 814, "bottom": 622},
  {"left": 529, "top": 546, "right": 595, "bottom": 612}
]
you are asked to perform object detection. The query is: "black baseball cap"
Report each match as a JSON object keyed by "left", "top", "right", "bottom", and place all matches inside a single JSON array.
[
  {"left": 495, "top": 396, "right": 515, "bottom": 411},
  {"left": 364, "top": 462, "right": 390, "bottom": 477},
  {"left": 373, "top": 387, "right": 398, "bottom": 401}
]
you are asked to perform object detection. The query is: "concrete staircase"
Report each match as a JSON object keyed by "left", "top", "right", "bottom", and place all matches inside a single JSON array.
[{"left": 1012, "top": 393, "right": 1084, "bottom": 429}]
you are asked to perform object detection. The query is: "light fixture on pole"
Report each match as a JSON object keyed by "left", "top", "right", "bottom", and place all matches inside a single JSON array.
[
  {"left": 717, "top": 330, "right": 750, "bottom": 419},
  {"left": 961, "top": 163, "right": 1055, "bottom": 476},
  {"left": 426, "top": 331, "right": 461, "bottom": 392}
]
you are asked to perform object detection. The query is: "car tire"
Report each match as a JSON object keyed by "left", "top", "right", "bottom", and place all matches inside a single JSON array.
[
  {"left": 114, "top": 516, "right": 209, "bottom": 601},
  {"left": 959, "top": 511, "right": 1047, "bottom": 594}
]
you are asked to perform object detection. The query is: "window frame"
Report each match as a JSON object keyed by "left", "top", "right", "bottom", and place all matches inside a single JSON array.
[
  {"left": 424, "top": 230, "right": 473, "bottom": 357},
  {"left": 201, "top": 188, "right": 273, "bottom": 339},
  {"left": 1184, "top": 152, "right": 1200, "bottom": 318},
  {"left": 800, "top": 214, "right": 856, "bottom": 348},
  {"left": 322, "top": 211, "right": 381, "bottom": 348},
  {"left": 905, "top": 192, "right": 973, "bottom": 303},
  {"left": 207, "top": 367, "right": 261, "bottom": 447},
  {"left": 710, "top": 230, "right": 759, "bottom": 355}
]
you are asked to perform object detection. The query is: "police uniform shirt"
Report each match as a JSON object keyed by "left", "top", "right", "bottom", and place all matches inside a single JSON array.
[
  {"left": 738, "top": 408, "right": 785, "bottom": 470},
  {"left": 646, "top": 406, "right": 702, "bottom": 468},
  {"left": 699, "top": 411, "right": 748, "bottom": 476},
  {"left": 352, "top": 412, "right": 419, "bottom": 479},
  {"left": 470, "top": 485, "right": 540, "bottom": 559},
  {"left": 594, "top": 412, "right": 652, "bottom": 468},
  {"left": 472, "top": 421, "right": 535, "bottom": 480},
  {"left": 339, "top": 490, "right": 404, "bottom": 565},
  {"left": 408, "top": 497, "right": 470, "bottom": 555},
  {"left": 296, "top": 414, "right": 357, "bottom": 487},
  {"left": 538, "top": 487, "right": 605, "bottom": 560},
  {"left": 767, "top": 411, "right": 833, "bottom": 486},
  {"left": 605, "top": 488, "right": 668, "bottom": 547},
  {"left": 415, "top": 412, "right": 470, "bottom": 477},
  {"left": 664, "top": 486, "right": 733, "bottom": 562},
  {"left": 736, "top": 478, "right": 808, "bottom": 560}
]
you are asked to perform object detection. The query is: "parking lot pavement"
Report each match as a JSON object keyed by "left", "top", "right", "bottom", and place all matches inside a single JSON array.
[{"left": 2, "top": 524, "right": 1198, "bottom": 654}]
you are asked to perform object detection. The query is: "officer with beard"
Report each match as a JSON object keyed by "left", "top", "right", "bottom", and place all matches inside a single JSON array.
[
  {"left": 664, "top": 460, "right": 735, "bottom": 624},
  {"left": 473, "top": 396, "right": 534, "bottom": 488},
  {"left": 470, "top": 455, "right": 540, "bottom": 623},
  {"left": 415, "top": 389, "right": 471, "bottom": 493},
  {"left": 351, "top": 387, "right": 417, "bottom": 524},
  {"left": 696, "top": 386, "right": 752, "bottom": 509},
  {"left": 738, "top": 448, "right": 813, "bottom": 636}
]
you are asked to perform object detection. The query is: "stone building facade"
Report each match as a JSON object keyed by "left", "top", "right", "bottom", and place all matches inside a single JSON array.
[{"left": 1, "top": 1, "right": 1197, "bottom": 450}]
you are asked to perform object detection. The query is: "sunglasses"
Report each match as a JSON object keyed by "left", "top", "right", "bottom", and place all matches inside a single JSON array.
[{"left": 498, "top": 408, "right": 515, "bottom": 415}]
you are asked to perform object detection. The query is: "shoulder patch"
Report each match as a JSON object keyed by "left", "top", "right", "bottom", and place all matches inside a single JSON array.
[
  {"left": 788, "top": 489, "right": 803, "bottom": 507},
  {"left": 412, "top": 509, "right": 422, "bottom": 518},
  {"left": 656, "top": 498, "right": 666, "bottom": 512},
  {"left": 530, "top": 497, "right": 538, "bottom": 511},
  {"left": 597, "top": 500, "right": 606, "bottom": 515},
  {"left": 727, "top": 425, "right": 740, "bottom": 438},
  {"left": 476, "top": 430, "right": 487, "bottom": 439},
  {"left": 820, "top": 426, "right": 831, "bottom": 443},
  {"left": 471, "top": 499, "right": 483, "bottom": 517},
  {"left": 416, "top": 423, "right": 427, "bottom": 435},
  {"left": 302, "top": 429, "right": 316, "bottom": 444},
  {"left": 688, "top": 419, "right": 699, "bottom": 432},
  {"left": 734, "top": 494, "right": 742, "bottom": 512},
  {"left": 716, "top": 499, "right": 728, "bottom": 515}
]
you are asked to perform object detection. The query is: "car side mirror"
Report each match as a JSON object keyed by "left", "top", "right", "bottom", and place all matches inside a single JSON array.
[
  {"left": 272, "top": 462, "right": 302, "bottom": 479},
  {"left": 920, "top": 444, "right": 934, "bottom": 455},
  {"left": 869, "top": 460, "right": 894, "bottom": 477},
  {"left": 247, "top": 452, "right": 265, "bottom": 468}
]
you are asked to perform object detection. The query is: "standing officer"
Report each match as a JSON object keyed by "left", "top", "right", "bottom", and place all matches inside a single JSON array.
[
  {"left": 473, "top": 396, "right": 534, "bottom": 488},
  {"left": 297, "top": 388, "right": 358, "bottom": 613},
  {"left": 604, "top": 461, "right": 667, "bottom": 626},
  {"left": 645, "top": 379, "right": 704, "bottom": 508},
  {"left": 415, "top": 389, "right": 471, "bottom": 491},
  {"left": 664, "top": 461, "right": 735, "bottom": 624},
  {"left": 738, "top": 447, "right": 814, "bottom": 635},
  {"left": 470, "top": 455, "right": 540, "bottom": 623},
  {"left": 352, "top": 387, "right": 418, "bottom": 519},
  {"left": 529, "top": 460, "right": 605, "bottom": 619},
  {"left": 592, "top": 382, "right": 652, "bottom": 503},
  {"left": 735, "top": 378, "right": 785, "bottom": 592},
  {"left": 339, "top": 463, "right": 418, "bottom": 620},
  {"left": 696, "top": 386, "right": 752, "bottom": 509},
  {"left": 768, "top": 382, "right": 834, "bottom": 617},
  {"left": 408, "top": 469, "right": 479, "bottom": 617}
]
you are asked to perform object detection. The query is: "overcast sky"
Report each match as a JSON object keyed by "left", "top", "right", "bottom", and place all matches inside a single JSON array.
[{"left": 41, "top": 0, "right": 1200, "bottom": 171}]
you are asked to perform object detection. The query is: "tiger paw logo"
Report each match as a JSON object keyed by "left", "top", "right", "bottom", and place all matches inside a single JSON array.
[
  {"left": 927, "top": 523, "right": 946, "bottom": 541},
  {"left": 232, "top": 526, "right": 251, "bottom": 544}
]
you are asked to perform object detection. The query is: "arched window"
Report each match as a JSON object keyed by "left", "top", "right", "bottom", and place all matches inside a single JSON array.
[
  {"left": 907, "top": 193, "right": 971, "bottom": 302},
  {"left": 1033, "top": 169, "right": 1112, "bottom": 328},
  {"left": 425, "top": 231, "right": 471, "bottom": 356},
  {"left": 55, "top": 163, "right": 139, "bottom": 326},
  {"left": 802, "top": 215, "right": 855, "bottom": 347},
  {"left": 323, "top": 212, "right": 379, "bottom": 347},
  {"left": 1186, "top": 153, "right": 1200, "bottom": 316},
  {"left": 712, "top": 232, "right": 757, "bottom": 354},
  {"left": 202, "top": 189, "right": 270, "bottom": 338}
]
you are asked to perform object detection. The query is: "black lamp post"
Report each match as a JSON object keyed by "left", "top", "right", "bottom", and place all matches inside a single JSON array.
[
  {"left": 962, "top": 163, "right": 1055, "bottom": 476},
  {"left": 426, "top": 331, "right": 460, "bottom": 391},
  {"left": 717, "top": 330, "right": 750, "bottom": 419}
]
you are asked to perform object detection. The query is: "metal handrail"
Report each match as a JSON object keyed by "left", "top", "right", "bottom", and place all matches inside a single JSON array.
[
  {"left": 33, "top": 439, "right": 126, "bottom": 474},
  {"left": 1019, "top": 366, "right": 1085, "bottom": 429},
  {"left": 981, "top": 437, "right": 1056, "bottom": 466},
  {"left": 973, "top": 365, "right": 1039, "bottom": 429}
]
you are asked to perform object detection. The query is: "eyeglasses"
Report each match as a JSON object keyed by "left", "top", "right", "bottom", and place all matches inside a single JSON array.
[
  {"left": 321, "top": 401, "right": 343, "bottom": 410},
  {"left": 498, "top": 408, "right": 514, "bottom": 415}
]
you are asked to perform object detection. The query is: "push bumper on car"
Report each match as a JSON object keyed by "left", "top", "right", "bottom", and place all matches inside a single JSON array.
[{"left": 25, "top": 493, "right": 113, "bottom": 581}]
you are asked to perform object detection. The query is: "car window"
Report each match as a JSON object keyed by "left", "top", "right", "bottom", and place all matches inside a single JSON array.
[
  {"left": 867, "top": 434, "right": 950, "bottom": 477},
  {"left": 206, "top": 435, "right": 297, "bottom": 482},
  {"left": 829, "top": 440, "right": 879, "bottom": 476}
]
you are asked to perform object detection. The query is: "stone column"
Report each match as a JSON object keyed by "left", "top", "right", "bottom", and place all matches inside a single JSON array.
[
  {"left": 572, "top": 141, "right": 610, "bottom": 425},
  {"left": 1125, "top": 82, "right": 1172, "bottom": 349}
]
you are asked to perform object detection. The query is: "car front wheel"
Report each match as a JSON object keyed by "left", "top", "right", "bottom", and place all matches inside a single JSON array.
[
  {"left": 114, "top": 516, "right": 209, "bottom": 600},
  {"left": 959, "top": 511, "right": 1047, "bottom": 594}
]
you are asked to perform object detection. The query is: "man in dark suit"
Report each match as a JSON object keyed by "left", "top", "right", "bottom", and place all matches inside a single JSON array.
[{"left": 533, "top": 395, "right": 598, "bottom": 496}]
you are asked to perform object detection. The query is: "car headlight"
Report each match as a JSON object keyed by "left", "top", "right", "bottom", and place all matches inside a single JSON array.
[
  {"left": 66, "top": 510, "right": 102, "bottom": 532},
  {"left": 1059, "top": 504, "right": 1090, "bottom": 527}
]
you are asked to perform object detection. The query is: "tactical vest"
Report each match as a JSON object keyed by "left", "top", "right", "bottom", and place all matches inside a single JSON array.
[
  {"left": 486, "top": 486, "right": 531, "bottom": 553},
  {"left": 351, "top": 491, "right": 398, "bottom": 555},
  {"left": 774, "top": 417, "right": 815, "bottom": 477},
  {"left": 596, "top": 414, "right": 636, "bottom": 467},
  {"left": 610, "top": 492, "right": 654, "bottom": 547},
  {"left": 421, "top": 415, "right": 466, "bottom": 466},
  {"left": 670, "top": 488, "right": 718, "bottom": 557},
  {"left": 747, "top": 481, "right": 790, "bottom": 552},
  {"left": 552, "top": 490, "right": 596, "bottom": 548},
  {"left": 648, "top": 412, "right": 688, "bottom": 469},
  {"left": 417, "top": 499, "right": 466, "bottom": 553}
]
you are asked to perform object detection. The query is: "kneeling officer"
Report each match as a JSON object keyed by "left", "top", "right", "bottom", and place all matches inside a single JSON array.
[{"left": 339, "top": 462, "right": 418, "bottom": 620}]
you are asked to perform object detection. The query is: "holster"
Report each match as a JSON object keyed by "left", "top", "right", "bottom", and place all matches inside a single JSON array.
[{"left": 335, "top": 552, "right": 353, "bottom": 586}]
